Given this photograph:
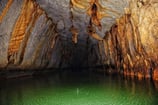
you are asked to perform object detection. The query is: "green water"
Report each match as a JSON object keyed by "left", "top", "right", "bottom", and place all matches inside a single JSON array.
[{"left": 0, "top": 71, "right": 158, "bottom": 105}]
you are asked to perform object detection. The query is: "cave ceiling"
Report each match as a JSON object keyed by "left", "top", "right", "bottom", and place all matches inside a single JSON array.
[{"left": 36, "top": 0, "right": 129, "bottom": 43}]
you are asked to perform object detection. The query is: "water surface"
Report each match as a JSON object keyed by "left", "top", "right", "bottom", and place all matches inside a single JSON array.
[{"left": 0, "top": 70, "right": 158, "bottom": 105}]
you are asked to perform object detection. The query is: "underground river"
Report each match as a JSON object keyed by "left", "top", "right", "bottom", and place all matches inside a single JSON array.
[{"left": 0, "top": 70, "right": 158, "bottom": 105}]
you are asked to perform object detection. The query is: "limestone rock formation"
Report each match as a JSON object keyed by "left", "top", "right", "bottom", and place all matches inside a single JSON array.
[
  {"left": 0, "top": 0, "right": 158, "bottom": 80},
  {"left": 100, "top": 0, "right": 158, "bottom": 80},
  {"left": 0, "top": 0, "right": 58, "bottom": 69}
]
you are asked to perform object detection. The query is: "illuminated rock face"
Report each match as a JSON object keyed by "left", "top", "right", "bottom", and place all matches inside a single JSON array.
[
  {"left": 0, "top": 0, "right": 58, "bottom": 69},
  {"left": 0, "top": 0, "right": 158, "bottom": 80},
  {"left": 100, "top": 0, "right": 158, "bottom": 80}
]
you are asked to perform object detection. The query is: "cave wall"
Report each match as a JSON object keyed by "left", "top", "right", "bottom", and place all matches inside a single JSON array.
[
  {"left": 0, "top": 0, "right": 66, "bottom": 69},
  {"left": 100, "top": 0, "right": 158, "bottom": 80}
]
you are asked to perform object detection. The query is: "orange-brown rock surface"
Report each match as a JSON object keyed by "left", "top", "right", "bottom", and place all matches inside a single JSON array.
[
  {"left": 0, "top": 0, "right": 58, "bottom": 69},
  {"left": 100, "top": 0, "right": 158, "bottom": 80}
]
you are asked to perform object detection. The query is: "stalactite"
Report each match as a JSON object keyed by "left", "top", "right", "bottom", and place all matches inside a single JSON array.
[
  {"left": 87, "top": 2, "right": 102, "bottom": 30},
  {"left": 87, "top": 19, "right": 103, "bottom": 41},
  {"left": 70, "top": 26, "right": 78, "bottom": 44},
  {"left": 69, "top": 0, "right": 79, "bottom": 44}
]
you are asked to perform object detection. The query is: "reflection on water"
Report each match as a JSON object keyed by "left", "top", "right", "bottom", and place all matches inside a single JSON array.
[{"left": 0, "top": 70, "right": 158, "bottom": 105}]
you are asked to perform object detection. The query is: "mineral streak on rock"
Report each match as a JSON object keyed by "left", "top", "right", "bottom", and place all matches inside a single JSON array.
[
  {"left": 87, "top": 1, "right": 102, "bottom": 29},
  {"left": 100, "top": 0, "right": 158, "bottom": 80},
  {"left": 70, "top": 26, "right": 79, "bottom": 44},
  {"left": 0, "top": 0, "right": 59, "bottom": 69},
  {"left": 69, "top": 1, "right": 79, "bottom": 44},
  {"left": 8, "top": 0, "right": 43, "bottom": 64},
  {"left": 0, "top": 0, "right": 13, "bottom": 23}
]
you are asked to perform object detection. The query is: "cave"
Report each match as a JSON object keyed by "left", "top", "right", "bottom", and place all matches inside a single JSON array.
[{"left": 0, "top": 0, "right": 158, "bottom": 105}]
